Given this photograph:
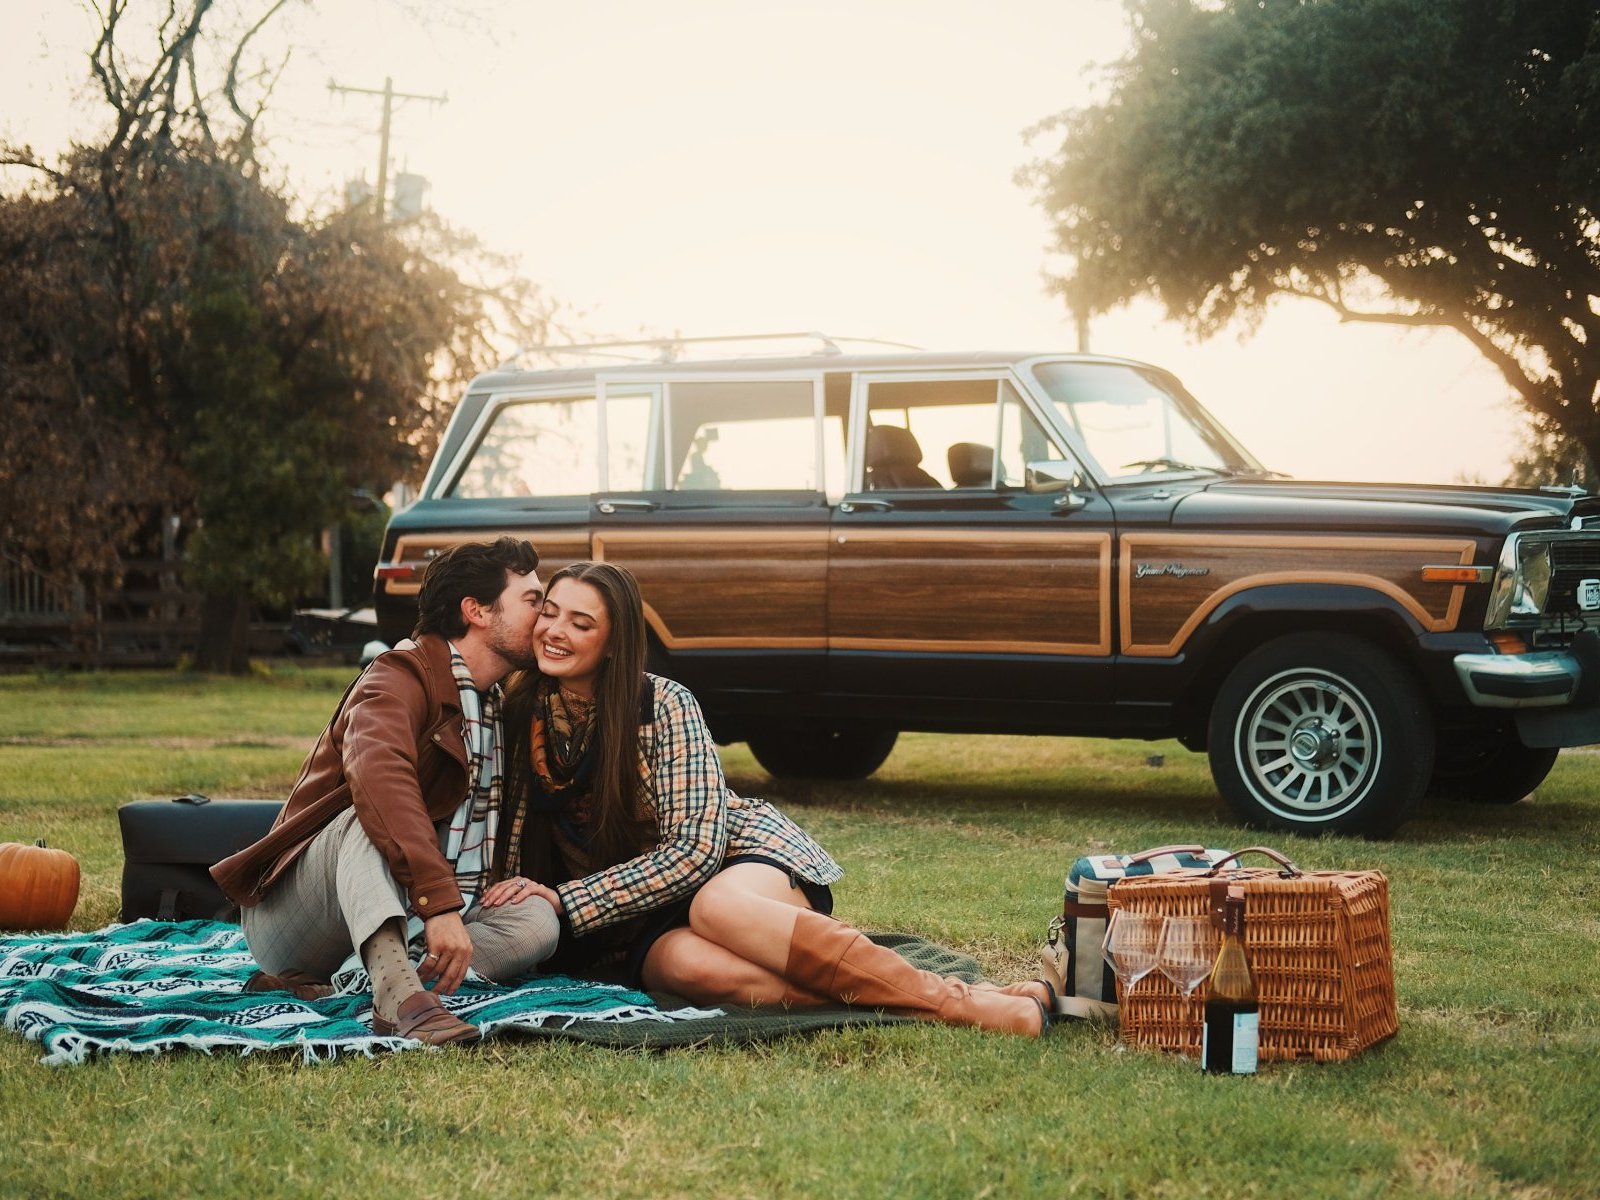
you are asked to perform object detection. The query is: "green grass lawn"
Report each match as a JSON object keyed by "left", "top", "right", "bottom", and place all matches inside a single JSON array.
[{"left": 1, "top": 667, "right": 1596, "bottom": 1199}]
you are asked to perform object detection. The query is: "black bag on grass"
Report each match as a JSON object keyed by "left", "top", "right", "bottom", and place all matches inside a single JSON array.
[{"left": 118, "top": 794, "right": 283, "bottom": 922}]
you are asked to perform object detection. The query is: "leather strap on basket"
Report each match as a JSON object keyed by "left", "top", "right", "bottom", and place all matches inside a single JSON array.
[
  {"left": 1205, "top": 846, "right": 1302, "bottom": 877},
  {"left": 1125, "top": 844, "right": 1206, "bottom": 866}
]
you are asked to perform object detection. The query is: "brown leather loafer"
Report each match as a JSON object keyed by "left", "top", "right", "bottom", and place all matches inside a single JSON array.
[
  {"left": 370, "top": 990, "right": 480, "bottom": 1046},
  {"left": 244, "top": 969, "right": 335, "bottom": 1002}
]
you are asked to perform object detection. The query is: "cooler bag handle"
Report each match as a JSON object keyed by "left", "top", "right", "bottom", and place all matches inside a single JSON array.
[
  {"left": 1205, "top": 846, "right": 1302, "bottom": 877},
  {"left": 1125, "top": 844, "right": 1206, "bottom": 866}
]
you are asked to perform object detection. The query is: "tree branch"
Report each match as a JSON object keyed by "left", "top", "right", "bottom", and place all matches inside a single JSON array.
[
  {"left": 224, "top": 0, "right": 292, "bottom": 132},
  {"left": 1282, "top": 280, "right": 1564, "bottom": 423},
  {"left": 1445, "top": 315, "right": 1566, "bottom": 424},
  {"left": 184, "top": 42, "right": 216, "bottom": 152},
  {"left": 0, "top": 152, "right": 69, "bottom": 186}
]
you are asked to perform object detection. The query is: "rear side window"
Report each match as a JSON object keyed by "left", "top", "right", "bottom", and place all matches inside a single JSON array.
[
  {"left": 666, "top": 380, "right": 822, "bottom": 491},
  {"left": 447, "top": 395, "right": 599, "bottom": 498}
]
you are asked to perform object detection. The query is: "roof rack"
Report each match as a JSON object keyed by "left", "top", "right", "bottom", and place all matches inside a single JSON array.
[{"left": 498, "top": 331, "right": 921, "bottom": 370}]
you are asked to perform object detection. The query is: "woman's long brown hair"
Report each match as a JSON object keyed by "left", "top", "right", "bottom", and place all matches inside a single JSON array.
[{"left": 503, "top": 560, "right": 648, "bottom": 870}]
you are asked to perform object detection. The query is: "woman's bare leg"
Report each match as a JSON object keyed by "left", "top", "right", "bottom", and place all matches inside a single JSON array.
[
  {"left": 683, "top": 862, "right": 1044, "bottom": 1035},
  {"left": 640, "top": 863, "right": 822, "bottom": 1005},
  {"left": 641, "top": 926, "right": 826, "bottom": 1007},
  {"left": 681, "top": 861, "right": 815, "bottom": 973}
]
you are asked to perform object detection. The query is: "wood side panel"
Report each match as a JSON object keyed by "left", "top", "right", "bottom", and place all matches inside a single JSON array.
[
  {"left": 829, "top": 531, "right": 1111, "bottom": 654},
  {"left": 595, "top": 530, "right": 827, "bottom": 647},
  {"left": 385, "top": 530, "right": 591, "bottom": 597},
  {"left": 1120, "top": 534, "right": 1478, "bottom": 656}
]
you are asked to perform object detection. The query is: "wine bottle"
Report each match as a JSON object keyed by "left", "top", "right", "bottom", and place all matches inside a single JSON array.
[{"left": 1202, "top": 888, "right": 1259, "bottom": 1074}]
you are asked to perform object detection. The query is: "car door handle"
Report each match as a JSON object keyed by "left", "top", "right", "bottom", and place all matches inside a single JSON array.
[
  {"left": 839, "top": 499, "right": 894, "bottom": 514},
  {"left": 1052, "top": 491, "right": 1089, "bottom": 514},
  {"left": 596, "top": 498, "right": 660, "bottom": 514}
]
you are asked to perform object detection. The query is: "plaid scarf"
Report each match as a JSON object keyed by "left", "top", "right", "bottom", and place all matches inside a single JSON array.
[
  {"left": 501, "top": 677, "right": 656, "bottom": 887},
  {"left": 528, "top": 681, "right": 600, "bottom": 835},
  {"left": 443, "top": 645, "right": 503, "bottom": 910}
]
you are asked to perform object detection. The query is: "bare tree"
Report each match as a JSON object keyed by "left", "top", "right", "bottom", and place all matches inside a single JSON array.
[{"left": 1, "top": 1, "right": 550, "bottom": 670}]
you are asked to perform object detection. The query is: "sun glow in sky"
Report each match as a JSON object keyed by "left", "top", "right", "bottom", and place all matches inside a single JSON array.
[{"left": 3, "top": 0, "right": 1525, "bottom": 486}]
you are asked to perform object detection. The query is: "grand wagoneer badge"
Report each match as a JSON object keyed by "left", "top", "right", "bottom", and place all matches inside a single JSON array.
[{"left": 1135, "top": 562, "right": 1211, "bottom": 579}]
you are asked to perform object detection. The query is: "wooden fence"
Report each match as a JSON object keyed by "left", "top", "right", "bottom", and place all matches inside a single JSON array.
[{"left": 0, "top": 553, "right": 282, "bottom": 668}]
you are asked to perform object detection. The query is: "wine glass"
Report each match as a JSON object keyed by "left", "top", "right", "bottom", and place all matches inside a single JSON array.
[
  {"left": 1101, "top": 910, "right": 1163, "bottom": 992},
  {"left": 1156, "top": 914, "right": 1221, "bottom": 996}
]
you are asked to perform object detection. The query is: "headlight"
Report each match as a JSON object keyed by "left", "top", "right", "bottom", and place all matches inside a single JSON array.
[{"left": 1484, "top": 537, "right": 1553, "bottom": 629}]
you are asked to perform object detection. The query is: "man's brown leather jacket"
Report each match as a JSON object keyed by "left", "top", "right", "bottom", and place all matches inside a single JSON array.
[{"left": 212, "top": 633, "right": 473, "bottom": 920}]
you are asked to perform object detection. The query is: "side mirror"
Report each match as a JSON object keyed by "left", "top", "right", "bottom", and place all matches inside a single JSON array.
[
  {"left": 1026, "top": 460, "right": 1089, "bottom": 514},
  {"left": 1024, "top": 461, "right": 1082, "bottom": 495}
]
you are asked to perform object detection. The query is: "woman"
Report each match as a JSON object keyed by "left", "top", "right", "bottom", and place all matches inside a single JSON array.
[{"left": 483, "top": 560, "right": 1050, "bottom": 1036}]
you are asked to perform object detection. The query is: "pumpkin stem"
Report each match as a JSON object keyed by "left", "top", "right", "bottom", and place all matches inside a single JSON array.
[{"left": 34, "top": 839, "right": 47, "bottom": 848}]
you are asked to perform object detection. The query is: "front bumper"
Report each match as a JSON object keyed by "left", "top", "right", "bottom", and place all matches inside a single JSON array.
[
  {"left": 1450, "top": 632, "right": 1600, "bottom": 747},
  {"left": 1453, "top": 650, "right": 1583, "bottom": 708}
]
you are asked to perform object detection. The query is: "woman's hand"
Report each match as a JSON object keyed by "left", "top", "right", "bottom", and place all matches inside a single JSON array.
[
  {"left": 419, "top": 911, "right": 474, "bottom": 994},
  {"left": 480, "top": 875, "right": 564, "bottom": 916}
]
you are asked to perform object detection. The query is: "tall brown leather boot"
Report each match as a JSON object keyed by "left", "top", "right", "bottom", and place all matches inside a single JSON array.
[{"left": 784, "top": 911, "right": 1046, "bottom": 1037}]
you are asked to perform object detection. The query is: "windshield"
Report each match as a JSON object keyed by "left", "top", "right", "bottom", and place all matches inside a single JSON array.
[{"left": 1029, "top": 361, "right": 1264, "bottom": 483}]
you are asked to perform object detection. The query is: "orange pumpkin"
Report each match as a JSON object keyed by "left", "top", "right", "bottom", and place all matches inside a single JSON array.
[{"left": 0, "top": 839, "right": 80, "bottom": 931}]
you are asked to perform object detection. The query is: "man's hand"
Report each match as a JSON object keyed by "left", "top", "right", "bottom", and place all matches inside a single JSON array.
[{"left": 419, "top": 911, "right": 474, "bottom": 994}]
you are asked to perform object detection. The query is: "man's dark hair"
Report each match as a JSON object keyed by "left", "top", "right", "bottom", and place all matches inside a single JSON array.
[{"left": 413, "top": 538, "right": 540, "bottom": 638}]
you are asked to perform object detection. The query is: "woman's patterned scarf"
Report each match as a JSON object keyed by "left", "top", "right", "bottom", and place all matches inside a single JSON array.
[{"left": 526, "top": 677, "right": 601, "bottom": 846}]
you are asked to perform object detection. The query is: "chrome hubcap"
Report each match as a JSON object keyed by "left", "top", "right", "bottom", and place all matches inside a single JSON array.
[
  {"left": 1237, "top": 670, "right": 1380, "bottom": 820},
  {"left": 1289, "top": 721, "right": 1339, "bottom": 769}
]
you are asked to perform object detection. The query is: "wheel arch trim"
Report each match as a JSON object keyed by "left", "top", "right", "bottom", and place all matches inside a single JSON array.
[
  {"left": 1120, "top": 572, "right": 1459, "bottom": 659},
  {"left": 1119, "top": 534, "right": 1475, "bottom": 656}
]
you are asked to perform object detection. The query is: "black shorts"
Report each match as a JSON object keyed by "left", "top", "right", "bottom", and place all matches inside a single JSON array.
[{"left": 621, "top": 854, "right": 834, "bottom": 990}]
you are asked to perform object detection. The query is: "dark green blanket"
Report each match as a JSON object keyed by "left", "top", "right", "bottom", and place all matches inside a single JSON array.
[{"left": 530, "top": 932, "right": 983, "bottom": 1048}]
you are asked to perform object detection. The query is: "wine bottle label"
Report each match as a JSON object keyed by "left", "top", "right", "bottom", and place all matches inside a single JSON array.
[{"left": 1231, "top": 1012, "right": 1259, "bottom": 1074}]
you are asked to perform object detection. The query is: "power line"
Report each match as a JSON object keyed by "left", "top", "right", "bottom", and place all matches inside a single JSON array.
[{"left": 326, "top": 76, "right": 448, "bottom": 221}]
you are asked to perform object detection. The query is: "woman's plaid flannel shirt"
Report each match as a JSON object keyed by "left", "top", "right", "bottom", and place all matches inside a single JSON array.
[{"left": 553, "top": 675, "right": 842, "bottom": 936}]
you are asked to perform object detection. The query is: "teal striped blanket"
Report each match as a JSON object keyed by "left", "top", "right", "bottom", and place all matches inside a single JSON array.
[{"left": 0, "top": 919, "right": 717, "bottom": 1066}]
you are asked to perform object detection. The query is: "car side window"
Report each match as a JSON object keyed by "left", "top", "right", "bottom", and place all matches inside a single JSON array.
[
  {"left": 862, "top": 377, "right": 1067, "bottom": 491},
  {"left": 665, "top": 379, "right": 822, "bottom": 491},
  {"left": 604, "top": 389, "right": 658, "bottom": 490},
  {"left": 447, "top": 394, "right": 599, "bottom": 498}
]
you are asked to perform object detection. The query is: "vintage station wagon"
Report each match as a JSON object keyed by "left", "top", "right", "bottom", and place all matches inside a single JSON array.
[{"left": 373, "top": 334, "right": 1600, "bottom": 837}]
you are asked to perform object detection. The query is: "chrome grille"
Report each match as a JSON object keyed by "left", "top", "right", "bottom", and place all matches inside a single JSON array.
[{"left": 1548, "top": 538, "right": 1600, "bottom": 614}]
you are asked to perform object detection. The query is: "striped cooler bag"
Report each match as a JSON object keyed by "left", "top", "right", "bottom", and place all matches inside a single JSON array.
[{"left": 1042, "top": 844, "right": 1231, "bottom": 1019}]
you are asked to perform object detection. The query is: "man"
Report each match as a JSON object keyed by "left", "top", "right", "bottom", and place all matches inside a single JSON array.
[{"left": 213, "top": 537, "right": 558, "bottom": 1045}]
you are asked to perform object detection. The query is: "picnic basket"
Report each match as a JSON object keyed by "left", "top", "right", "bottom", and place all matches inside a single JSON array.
[{"left": 1106, "top": 847, "right": 1397, "bottom": 1062}]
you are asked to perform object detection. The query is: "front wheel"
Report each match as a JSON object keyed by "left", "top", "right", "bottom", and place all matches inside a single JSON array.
[
  {"left": 1207, "top": 633, "right": 1434, "bottom": 838},
  {"left": 746, "top": 728, "right": 899, "bottom": 780},
  {"left": 1429, "top": 731, "right": 1557, "bottom": 805}
]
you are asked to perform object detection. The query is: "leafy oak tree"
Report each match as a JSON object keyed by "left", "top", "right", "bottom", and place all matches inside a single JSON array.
[
  {"left": 1025, "top": 0, "right": 1600, "bottom": 469},
  {"left": 0, "top": 1, "right": 547, "bottom": 670}
]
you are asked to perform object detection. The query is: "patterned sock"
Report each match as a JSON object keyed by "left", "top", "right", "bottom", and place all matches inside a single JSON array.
[{"left": 362, "top": 920, "right": 423, "bottom": 1023}]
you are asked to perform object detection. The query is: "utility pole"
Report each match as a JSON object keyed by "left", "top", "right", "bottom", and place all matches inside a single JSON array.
[{"left": 326, "top": 76, "right": 447, "bottom": 221}]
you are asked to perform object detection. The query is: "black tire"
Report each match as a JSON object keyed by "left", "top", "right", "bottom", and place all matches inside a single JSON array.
[
  {"left": 746, "top": 728, "right": 899, "bottom": 780},
  {"left": 1206, "top": 633, "right": 1434, "bottom": 838},
  {"left": 1428, "top": 732, "right": 1558, "bottom": 805}
]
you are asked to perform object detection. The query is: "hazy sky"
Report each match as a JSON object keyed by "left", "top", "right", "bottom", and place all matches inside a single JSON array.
[{"left": 3, "top": 0, "right": 1526, "bottom": 485}]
